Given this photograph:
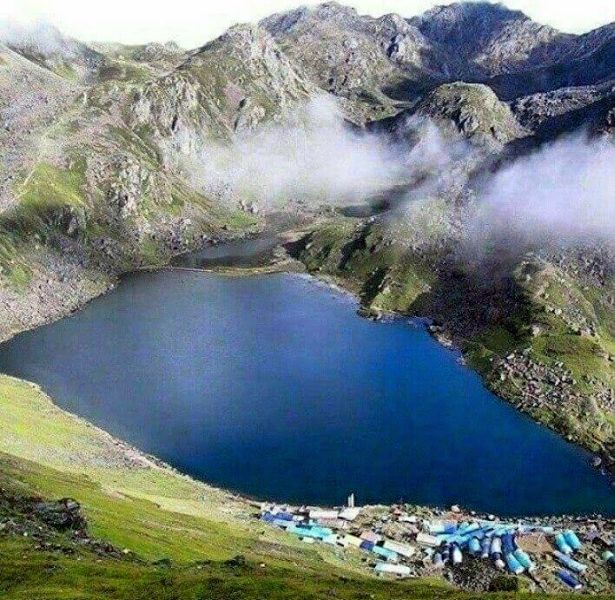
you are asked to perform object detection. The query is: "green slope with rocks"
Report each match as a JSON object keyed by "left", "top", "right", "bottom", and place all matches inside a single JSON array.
[{"left": 289, "top": 214, "right": 615, "bottom": 471}]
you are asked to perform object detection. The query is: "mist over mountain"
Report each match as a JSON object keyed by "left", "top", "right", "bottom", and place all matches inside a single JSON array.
[
  {"left": 1, "top": 1, "right": 613, "bottom": 279},
  {"left": 473, "top": 133, "right": 615, "bottom": 248}
]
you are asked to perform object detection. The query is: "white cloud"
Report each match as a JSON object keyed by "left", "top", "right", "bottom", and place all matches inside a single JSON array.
[
  {"left": 0, "top": 18, "right": 77, "bottom": 56},
  {"left": 191, "top": 96, "right": 407, "bottom": 209},
  {"left": 471, "top": 134, "right": 615, "bottom": 249}
]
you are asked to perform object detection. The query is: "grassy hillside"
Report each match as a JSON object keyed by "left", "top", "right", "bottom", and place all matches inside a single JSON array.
[
  {"left": 0, "top": 537, "right": 446, "bottom": 600},
  {"left": 0, "top": 375, "right": 451, "bottom": 598}
]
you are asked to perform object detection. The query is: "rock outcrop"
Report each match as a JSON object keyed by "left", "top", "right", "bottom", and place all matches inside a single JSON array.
[{"left": 412, "top": 82, "right": 526, "bottom": 145}]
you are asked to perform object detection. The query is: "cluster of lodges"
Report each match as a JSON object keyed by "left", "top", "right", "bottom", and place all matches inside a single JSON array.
[
  {"left": 258, "top": 497, "right": 606, "bottom": 591},
  {"left": 429, "top": 520, "right": 588, "bottom": 590},
  {"left": 260, "top": 499, "right": 416, "bottom": 578}
]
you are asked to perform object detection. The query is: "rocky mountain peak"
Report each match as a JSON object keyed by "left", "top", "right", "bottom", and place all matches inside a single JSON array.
[
  {"left": 197, "top": 23, "right": 269, "bottom": 54},
  {"left": 411, "top": 2, "right": 533, "bottom": 36},
  {"left": 262, "top": 2, "right": 361, "bottom": 35},
  {"left": 132, "top": 41, "right": 184, "bottom": 63},
  {"left": 189, "top": 22, "right": 307, "bottom": 91},
  {"left": 414, "top": 82, "right": 526, "bottom": 144},
  {"left": 409, "top": 2, "right": 570, "bottom": 78}
]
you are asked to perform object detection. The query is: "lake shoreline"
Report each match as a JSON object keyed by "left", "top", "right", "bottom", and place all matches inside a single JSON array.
[
  {"left": 3, "top": 262, "right": 611, "bottom": 515},
  {"left": 2, "top": 231, "right": 615, "bottom": 594},
  {"left": 0, "top": 228, "right": 612, "bottom": 511},
  {"left": 169, "top": 231, "right": 615, "bottom": 484},
  {"left": 1, "top": 371, "right": 615, "bottom": 594}
]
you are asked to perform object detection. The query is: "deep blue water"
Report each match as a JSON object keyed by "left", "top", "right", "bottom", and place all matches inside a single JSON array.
[{"left": 0, "top": 270, "right": 613, "bottom": 516}]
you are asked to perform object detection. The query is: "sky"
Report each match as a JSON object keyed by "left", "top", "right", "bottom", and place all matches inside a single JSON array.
[{"left": 1, "top": 0, "right": 614, "bottom": 48}]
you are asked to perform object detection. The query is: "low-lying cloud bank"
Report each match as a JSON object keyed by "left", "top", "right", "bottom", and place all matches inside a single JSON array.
[
  {"left": 472, "top": 134, "right": 615, "bottom": 250},
  {"left": 194, "top": 97, "right": 410, "bottom": 209},
  {"left": 192, "top": 98, "right": 478, "bottom": 213},
  {"left": 194, "top": 95, "right": 614, "bottom": 257}
]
